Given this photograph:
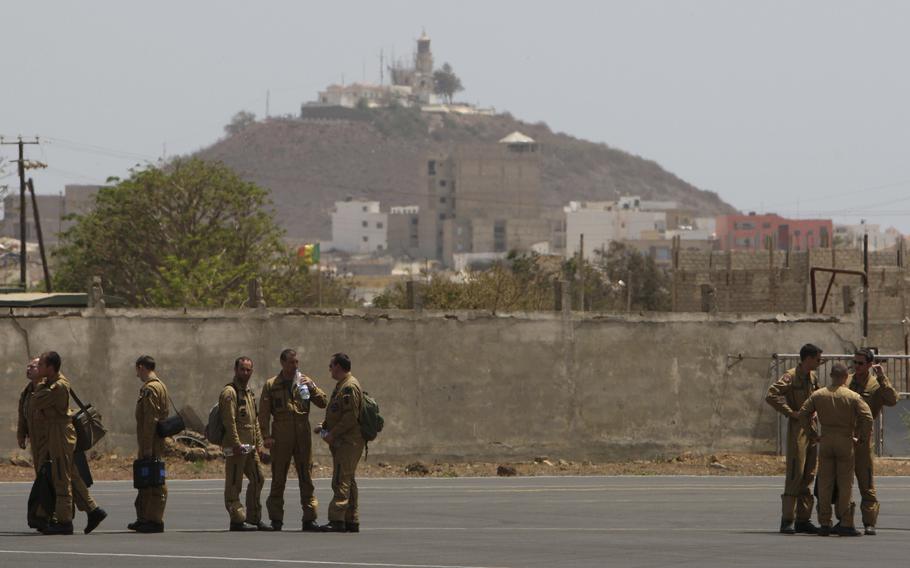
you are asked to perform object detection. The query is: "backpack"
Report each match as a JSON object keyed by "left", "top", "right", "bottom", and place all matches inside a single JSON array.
[
  {"left": 204, "top": 383, "right": 236, "bottom": 444},
  {"left": 359, "top": 391, "right": 384, "bottom": 442}
]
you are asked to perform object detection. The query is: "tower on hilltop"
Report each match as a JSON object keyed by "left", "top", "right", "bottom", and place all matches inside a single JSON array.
[{"left": 412, "top": 30, "right": 434, "bottom": 103}]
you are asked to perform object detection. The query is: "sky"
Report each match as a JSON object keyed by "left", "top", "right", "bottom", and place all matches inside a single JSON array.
[{"left": 2, "top": 0, "right": 910, "bottom": 232}]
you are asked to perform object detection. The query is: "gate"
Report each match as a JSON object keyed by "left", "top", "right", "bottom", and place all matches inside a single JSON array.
[{"left": 771, "top": 353, "right": 910, "bottom": 456}]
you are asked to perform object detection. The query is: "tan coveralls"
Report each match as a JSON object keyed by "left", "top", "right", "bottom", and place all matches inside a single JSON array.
[
  {"left": 766, "top": 366, "right": 819, "bottom": 522},
  {"left": 798, "top": 385, "right": 873, "bottom": 528},
  {"left": 30, "top": 373, "right": 98, "bottom": 523},
  {"left": 849, "top": 371, "right": 898, "bottom": 527},
  {"left": 320, "top": 374, "right": 365, "bottom": 524},
  {"left": 221, "top": 380, "right": 265, "bottom": 524},
  {"left": 18, "top": 381, "right": 43, "bottom": 470},
  {"left": 135, "top": 374, "right": 169, "bottom": 524},
  {"left": 259, "top": 373, "right": 327, "bottom": 523}
]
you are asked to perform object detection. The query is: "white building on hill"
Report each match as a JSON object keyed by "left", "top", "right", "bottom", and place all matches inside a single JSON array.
[{"left": 330, "top": 200, "right": 388, "bottom": 254}]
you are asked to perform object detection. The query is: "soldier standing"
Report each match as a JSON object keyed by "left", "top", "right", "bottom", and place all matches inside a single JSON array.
[
  {"left": 317, "top": 352, "right": 365, "bottom": 533},
  {"left": 798, "top": 363, "right": 873, "bottom": 536},
  {"left": 259, "top": 349, "right": 327, "bottom": 531},
  {"left": 222, "top": 356, "right": 269, "bottom": 531},
  {"left": 19, "top": 357, "right": 48, "bottom": 530},
  {"left": 765, "top": 343, "right": 822, "bottom": 534},
  {"left": 848, "top": 348, "right": 899, "bottom": 535},
  {"left": 131, "top": 355, "right": 169, "bottom": 533},
  {"left": 30, "top": 351, "right": 107, "bottom": 535}
]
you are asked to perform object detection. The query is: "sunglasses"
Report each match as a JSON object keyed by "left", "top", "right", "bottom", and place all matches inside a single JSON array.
[{"left": 851, "top": 360, "right": 869, "bottom": 366}]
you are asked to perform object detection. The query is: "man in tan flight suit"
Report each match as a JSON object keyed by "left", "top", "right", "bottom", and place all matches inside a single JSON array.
[
  {"left": 19, "top": 357, "right": 48, "bottom": 530},
  {"left": 259, "top": 348, "right": 327, "bottom": 531},
  {"left": 221, "top": 356, "right": 269, "bottom": 531},
  {"left": 766, "top": 343, "right": 821, "bottom": 534},
  {"left": 30, "top": 351, "right": 107, "bottom": 535},
  {"left": 131, "top": 355, "right": 169, "bottom": 533},
  {"left": 848, "top": 348, "right": 898, "bottom": 535},
  {"left": 317, "top": 352, "right": 365, "bottom": 533},
  {"left": 798, "top": 363, "right": 873, "bottom": 536}
]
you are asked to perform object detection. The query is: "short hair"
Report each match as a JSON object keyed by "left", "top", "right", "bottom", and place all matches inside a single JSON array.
[
  {"left": 830, "top": 363, "right": 848, "bottom": 378},
  {"left": 234, "top": 356, "right": 253, "bottom": 370},
  {"left": 855, "top": 348, "right": 875, "bottom": 364},
  {"left": 799, "top": 344, "right": 822, "bottom": 361},
  {"left": 39, "top": 351, "right": 62, "bottom": 373},
  {"left": 135, "top": 355, "right": 156, "bottom": 371},
  {"left": 331, "top": 352, "right": 352, "bottom": 372},
  {"left": 280, "top": 349, "right": 297, "bottom": 362}
]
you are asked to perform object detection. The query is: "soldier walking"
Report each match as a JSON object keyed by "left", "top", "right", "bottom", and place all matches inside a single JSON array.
[
  {"left": 798, "top": 363, "right": 873, "bottom": 536},
  {"left": 766, "top": 343, "right": 822, "bottom": 534},
  {"left": 131, "top": 355, "right": 169, "bottom": 533},
  {"left": 259, "top": 349, "right": 327, "bottom": 531},
  {"left": 848, "top": 348, "right": 898, "bottom": 535}
]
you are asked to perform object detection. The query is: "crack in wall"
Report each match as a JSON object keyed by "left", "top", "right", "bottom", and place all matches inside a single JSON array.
[{"left": 9, "top": 316, "right": 32, "bottom": 359}]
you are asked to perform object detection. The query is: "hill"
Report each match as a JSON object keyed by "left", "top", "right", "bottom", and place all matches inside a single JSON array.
[{"left": 198, "top": 107, "right": 736, "bottom": 241}]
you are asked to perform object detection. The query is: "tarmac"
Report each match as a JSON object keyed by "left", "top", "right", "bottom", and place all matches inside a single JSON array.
[{"left": 1, "top": 475, "right": 909, "bottom": 567}]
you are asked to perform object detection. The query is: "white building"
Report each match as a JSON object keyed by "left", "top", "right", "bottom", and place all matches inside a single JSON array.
[
  {"left": 564, "top": 199, "right": 666, "bottom": 258},
  {"left": 834, "top": 223, "right": 902, "bottom": 251},
  {"left": 330, "top": 200, "right": 388, "bottom": 254}
]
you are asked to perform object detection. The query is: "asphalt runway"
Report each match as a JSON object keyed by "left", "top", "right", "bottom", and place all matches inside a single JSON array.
[{"left": 1, "top": 475, "right": 909, "bottom": 568}]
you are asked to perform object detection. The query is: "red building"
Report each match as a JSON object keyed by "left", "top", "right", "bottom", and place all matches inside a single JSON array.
[{"left": 715, "top": 213, "right": 832, "bottom": 251}]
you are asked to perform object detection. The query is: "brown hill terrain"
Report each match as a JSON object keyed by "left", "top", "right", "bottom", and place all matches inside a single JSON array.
[{"left": 198, "top": 107, "right": 736, "bottom": 241}]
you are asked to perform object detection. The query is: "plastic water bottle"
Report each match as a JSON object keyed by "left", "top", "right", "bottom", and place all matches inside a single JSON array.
[{"left": 295, "top": 370, "right": 310, "bottom": 401}]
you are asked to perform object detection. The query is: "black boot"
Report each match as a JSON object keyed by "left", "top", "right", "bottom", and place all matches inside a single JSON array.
[
  {"left": 345, "top": 522, "right": 360, "bottom": 533},
  {"left": 230, "top": 522, "right": 258, "bottom": 531},
  {"left": 301, "top": 520, "right": 321, "bottom": 532},
  {"left": 85, "top": 508, "right": 107, "bottom": 534},
  {"left": 794, "top": 520, "right": 818, "bottom": 534},
  {"left": 270, "top": 520, "right": 283, "bottom": 532},
  {"left": 127, "top": 520, "right": 141, "bottom": 531},
  {"left": 42, "top": 522, "right": 74, "bottom": 535},
  {"left": 818, "top": 525, "right": 831, "bottom": 537},
  {"left": 135, "top": 521, "right": 164, "bottom": 533},
  {"left": 836, "top": 524, "right": 862, "bottom": 537},
  {"left": 779, "top": 519, "right": 795, "bottom": 534},
  {"left": 319, "top": 520, "right": 346, "bottom": 533},
  {"left": 248, "top": 521, "right": 272, "bottom": 531}
]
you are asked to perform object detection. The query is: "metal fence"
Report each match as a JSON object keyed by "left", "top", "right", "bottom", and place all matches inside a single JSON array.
[{"left": 771, "top": 353, "right": 910, "bottom": 456}]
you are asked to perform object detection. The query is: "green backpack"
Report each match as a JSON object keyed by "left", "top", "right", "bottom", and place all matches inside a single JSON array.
[{"left": 359, "top": 391, "right": 384, "bottom": 443}]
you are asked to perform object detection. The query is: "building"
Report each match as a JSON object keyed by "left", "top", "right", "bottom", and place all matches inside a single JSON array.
[
  {"left": 329, "top": 200, "right": 388, "bottom": 254},
  {"left": 715, "top": 213, "right": 832, "bottom": 251},
  {"left": 833, "top": 223, "right": 902, "bottom": 251},
  {"left": 564, "top": 199, "right": 667, "bottom": 258},
  {"left": 0, "top": 184, "right": 101, "bottom": 246},
  {"left": 386, "top": 205, "right": 420, "bottom": 258}
]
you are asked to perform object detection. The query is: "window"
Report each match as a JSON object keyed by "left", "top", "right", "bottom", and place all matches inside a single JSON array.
[
  {"left": 362, "top": 236, "right": 368, "bottom": 242},
  {"left": 493, "top": 220, "right": 507, "bottom": 252},
  {"left": 762, "top": 222, "right": 771, "bottom": 229},
  {"left": 362, "top": 206, "right": 368, "bottom": 212},
  {"left": 427, "top": 160, "right": 436, "bottom": 175},
  {"left": 377, "top": 244, "right": 384, "bottom": 251},
  {"left": 362, "top": 221, "right": 368, "bottom": 228},
  {"left": 439, "top": 213, "right": 446, "bottom": 220},
  {"left": 439, "top": 180, "right": 447, "bottom": 187},
  {"left": 411, "top": 218, "right": 418, "bottom": 226},
  {"left": 377, "top": 222, "right": 384, "bottom": 229},
  {"left": 734, "top": 222, "right": 755, "bottom": 230},
  {"left": 440, "top": 197, "right": 446, "bottom": 203}
]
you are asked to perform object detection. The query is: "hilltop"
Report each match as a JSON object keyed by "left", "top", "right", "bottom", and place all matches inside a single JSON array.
[{"left": 198, "top": 107, "right": 736, "bottom": 241}]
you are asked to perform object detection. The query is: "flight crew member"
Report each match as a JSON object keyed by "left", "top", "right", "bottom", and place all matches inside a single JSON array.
[
  {"left": 221, "top": 356, "right": 269, "bottom": 531},
  {"left": 317, "top": 352, "right": 365, "bottom": 533},
  {"left": 848, "top": 348, "right": 899, "bottom": 535},
  {"left": 131, "top": 355, "right": 169, "bottom": 533},
  {"left": 30, "top": 351, "right": 107, "bottom": 535},
  {"left": 259, "top": 349, "right": 327, "bottom": 531},
  {"left": 766, "top": 343, "right": 822, "bottom": 534},
  {"left": 798, "top": 363, "right": 873, "bottom": 536},
  {"left": 20, "top": 357, "right": 48, "bottom": 530}
]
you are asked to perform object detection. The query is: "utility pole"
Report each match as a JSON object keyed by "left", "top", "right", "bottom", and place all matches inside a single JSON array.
[
  {"left": 1, "top": 136, "right": 40, "bottom": 290},
  {"left": 27, "top": 179, "right": 52, "bottom": 292},
  {"left": 265, "top": 90, "right": 270, "bottom": 118},
  {"left": 379, "top": 48, "right": 385, "bottom": 85}
]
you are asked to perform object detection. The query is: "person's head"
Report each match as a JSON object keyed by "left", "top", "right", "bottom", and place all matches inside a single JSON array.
[
  {"left": 799, "top": 344, "right": 823, "bottom": 371},
  {"left": 829, "top": 363, "right": 849, "bottom": 386},
  {"left": 37, "top": 351, "right": 61, "bottom": 379},
  {"left": 852, "top": 348, "right": 875, "bottom": 375},
  {"left": 135, "top": 355, "right": 156, "bottom": 380},
  {"left": 280, "top": 349, "right": 298, "bottom": 376},
  {"left": 234, "top": 356, "right": 253, "bottom": 383},
  {"left": 329, "top": 352, "right": 351, "bottom": 380},
  {"left": 26, "top": 357, "right": 41, "bottom": 383}
]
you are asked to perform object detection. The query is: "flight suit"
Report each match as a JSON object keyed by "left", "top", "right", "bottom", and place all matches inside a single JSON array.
[
  {"left": 798, "top": 385, "right": 873, "bottom": 528},
  {"left": 221, "top": 380, "right": 265, "bottom": 525},
  {"left": 135, "top": 374, "right": 169, "bottom": 524},
  {"left": 320, "top": 373, "right": 365, "bottom": 525},
  {"left": 849, "top": 371, "right": 898, "bottom": 527},
  {"left": 766, "top": 366, "right": 819, "bottom": 523},
  {"left": 259, "top": 373, "right": 327, "bottom": 523},
  {"left": 18, "top": 381, "right": 43, "bottom": 470},
  {"left": 30, "top": 373, "right": 99, "bottom": 524}
]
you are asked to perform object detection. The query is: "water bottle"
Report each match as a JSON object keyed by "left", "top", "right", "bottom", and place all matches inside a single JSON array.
[{"left": 295, "top": 370, "right": 310, "bottom": 401}]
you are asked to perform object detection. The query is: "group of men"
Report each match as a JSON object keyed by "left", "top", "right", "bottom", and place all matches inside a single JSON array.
[
  {"left": 766, "top": 344, "right": 898, "bottom": 536},
  {"left": 16, "top": 348, "right": 368, "bottom": 535}
]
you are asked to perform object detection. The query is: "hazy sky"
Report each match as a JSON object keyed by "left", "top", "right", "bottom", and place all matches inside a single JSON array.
[{"left": 3, "top": 0, "right": 910, "bottom": 232}]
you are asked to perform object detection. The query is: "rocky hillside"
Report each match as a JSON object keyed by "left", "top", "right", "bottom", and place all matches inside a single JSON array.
[{"left": 198, "top": 107, "right": 736, "bottom": 241}]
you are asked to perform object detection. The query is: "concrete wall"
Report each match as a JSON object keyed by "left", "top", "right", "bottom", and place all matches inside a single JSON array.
[{"left": 1, "top": 308, "right": 861, "bottom": 461}]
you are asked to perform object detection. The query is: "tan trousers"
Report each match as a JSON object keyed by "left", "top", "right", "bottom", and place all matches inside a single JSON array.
[
  {"left": 46, "top": 426, "right": 97, "bottom": 523},
  {"left": 855, "top": 435, "right": 879, "bottom": 527},
  {"left": 225, "top": 452, "right": 265, "bottom": 524},
  {"left": 267, "top": 420, "right": 318, "bottom": 522},
  {"left": 135, "top": 456, "right": 167, "bottom": 524},
  {"left": 328, "top": 440, "right": 365, "bottom": 523},
  {"left": 781, "top": 419, "right": 818, "bottom": 522},
  {"left": 817, "top": 434, "right": 856, "bottom": 527}
]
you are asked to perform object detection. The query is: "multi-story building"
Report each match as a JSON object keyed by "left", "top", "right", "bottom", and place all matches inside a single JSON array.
[
  {"left": 386, "top": 205, "right": 420, "bottom": 258},
  {"left": 833, "top": 223, "right": 902, "bottom": 251},
  {"left": 329, "top": 200, "right": 388, "bottom": 254},
  {"left": 715, "top": 213, "right": 832, "bottom": 251},
  {"left": 0, "top": 184, "right": 101, "bottom": 246},
  {"left": 564, "top": 199, "right": 667, "bottom": 258}
]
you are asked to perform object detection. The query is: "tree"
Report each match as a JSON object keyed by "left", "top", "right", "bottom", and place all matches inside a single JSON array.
[
  {"left": 433, "top": 62, "right": 464, "bottom": 104},
  {"left": 224, "top": 110, "right": 257, "bottom": 136},
  {"left": 53, "top": 158, "right": 353, "bottom": 308}
]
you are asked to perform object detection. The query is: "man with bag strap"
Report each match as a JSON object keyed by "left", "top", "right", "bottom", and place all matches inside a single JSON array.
[
  {"left": 222, "top": 356, "right": 269, "bottom": 531},
  {"left": 259, "top": 349, "right": 327, "bottom": 531},
  {"left": 20, "top": 356, "right": 49, "bottom": 530},
  {"left": 30, "top": 351, "right": 107, "bottom": 535},
  {"left": 131, "top": 355, "right": 168, "bottom": 533}
]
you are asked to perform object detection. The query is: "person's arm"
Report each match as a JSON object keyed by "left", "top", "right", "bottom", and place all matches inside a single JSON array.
[
  {"left": 30, "top": 380, "right": 68, "bottom": 413},
  {"left": 250, "top": 391, "right": 264, "bottom": 449},
  {"left": 873, "top": 366, "right": 899, "bottom": 407},
  {"left": 855, "top": 398, "right": 874, "bottom": 441},
  {"left": 766, "top": 374, "right": 796, "bottom": 418},
  {"left": 137, "top": 385, "right": 162, "bottom": 458},
  {"left": 258, "top": 382, "right": 274, "bottom": 448},
  {"left": 796, "top": 396, "right": 819, "bottom": 442},
  {"left": 17, "top": 387, "right": 29, "bottom": 448},
  {"left": 220, "top": 386, "right": 242, "bottom": 450},
  {"left": 309, "top": 382, "right": 328, "bottom": 410},
  {"left": 328, "top": 385, "right": 362, "bottom": 441}
]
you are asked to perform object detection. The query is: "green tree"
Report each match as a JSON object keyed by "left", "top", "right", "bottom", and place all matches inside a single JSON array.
[
  {"left": 224, "top": 110, "right": 257, "bottom": 136},
  {"left": 53, "top": 158, "right": 352, "bottom": 308},
  {"left": 593, "top": 241, "right": 671, "bottom": 311},
  {"left": 432, "top": 62, "right": 464, "bottom": 104}
]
